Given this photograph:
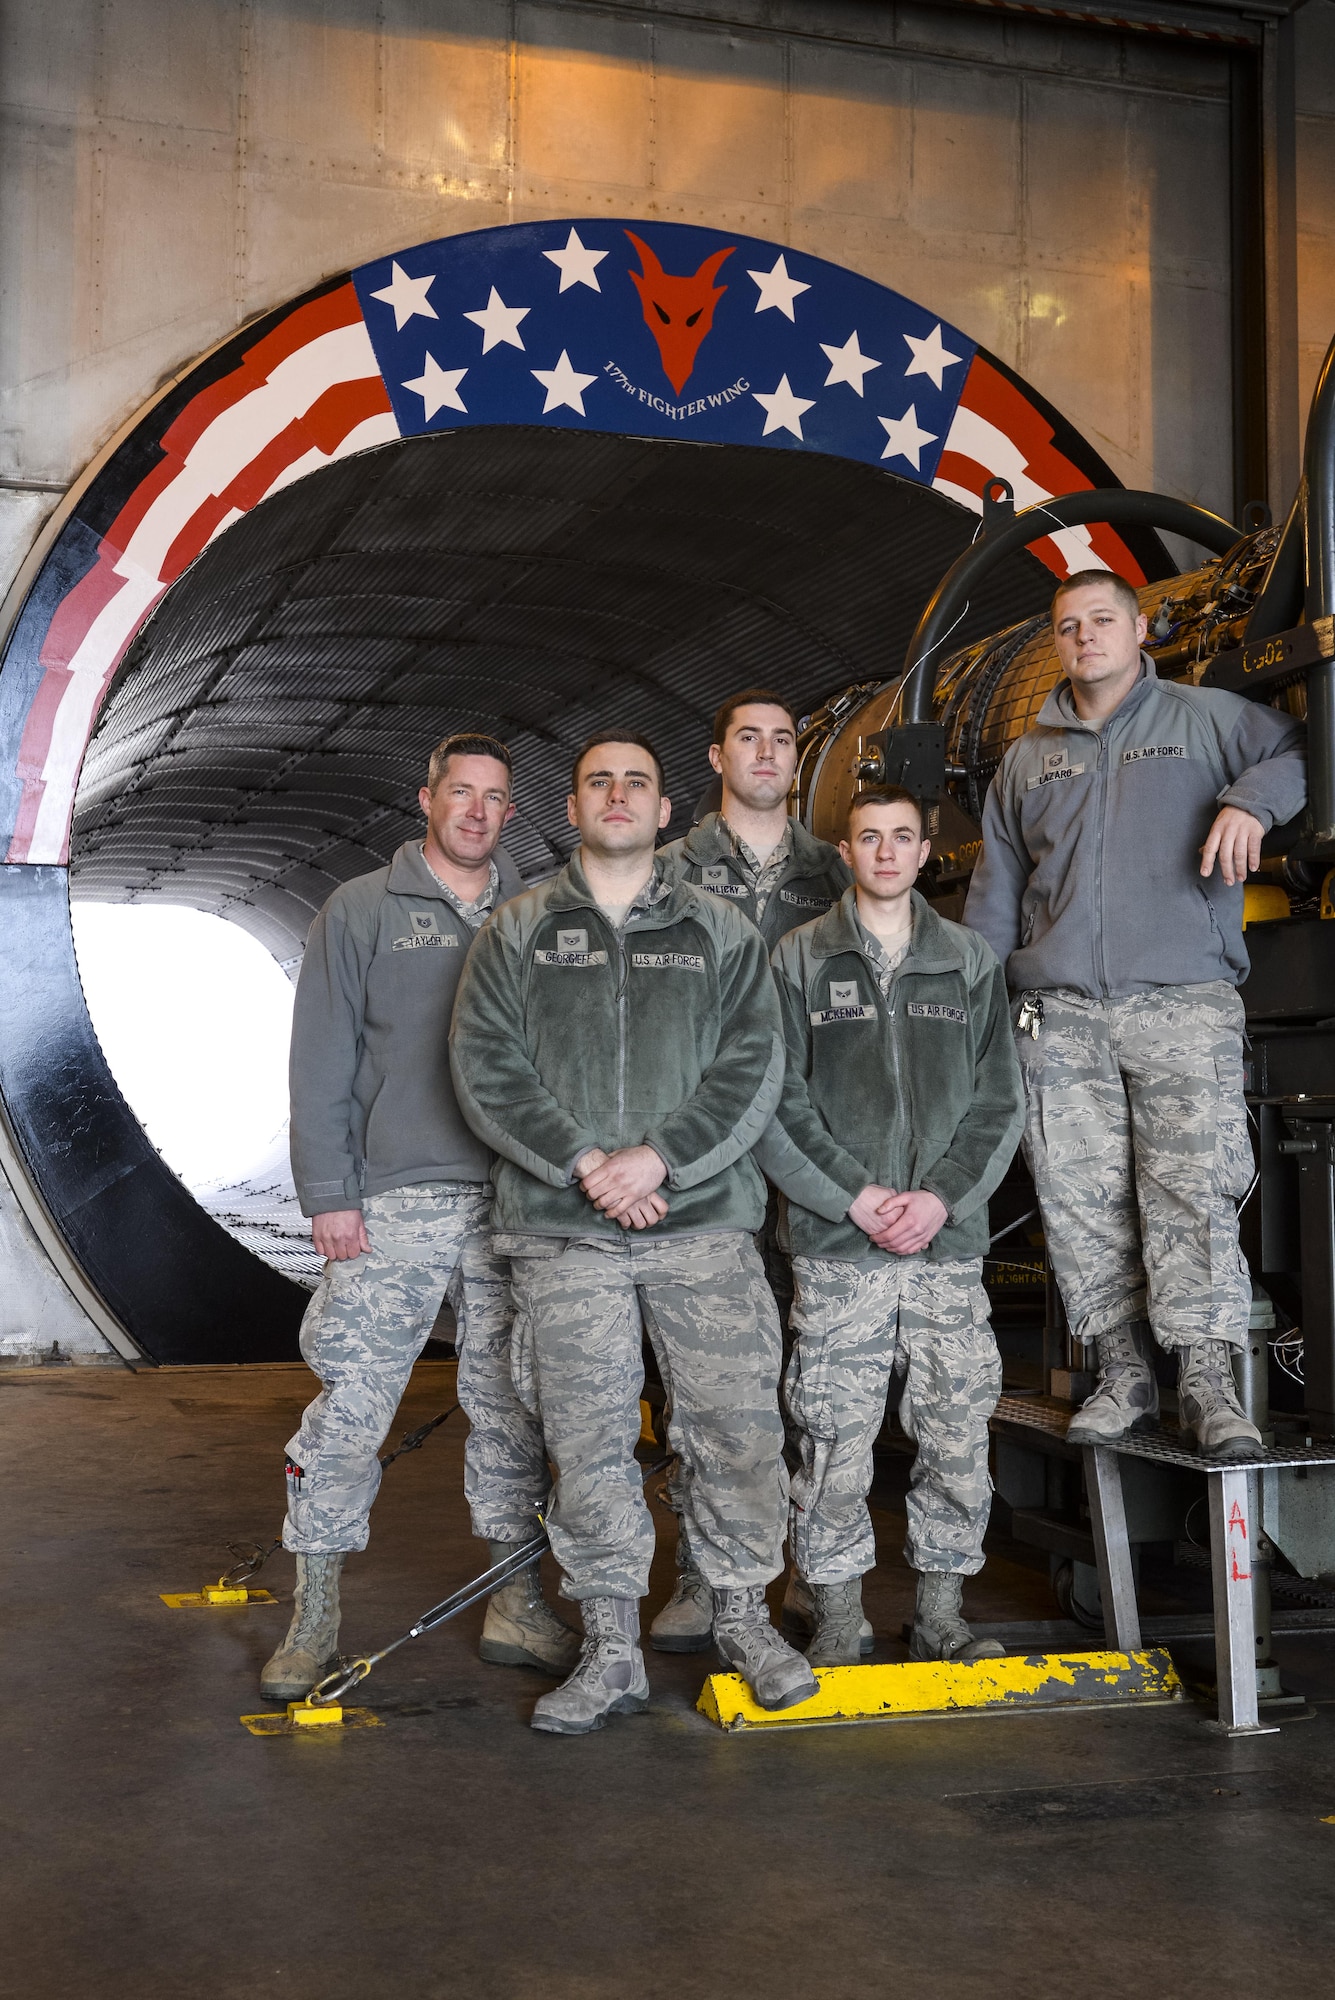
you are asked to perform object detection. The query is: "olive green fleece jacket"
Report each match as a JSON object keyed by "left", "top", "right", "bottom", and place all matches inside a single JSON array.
[
  {"left": 757, "top": 888, "right": 1024, "bottom": 1264},
  {"left": 658, "top": 812, "right": 851, "bottom": 951},
  {"left": 448, "top": 853, "right": 785, "bottom": 1237}
]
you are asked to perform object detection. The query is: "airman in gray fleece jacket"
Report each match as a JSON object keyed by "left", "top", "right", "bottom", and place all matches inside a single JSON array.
[
  {"left": 964, "top": 571, "right": 1307, "bottom": 1463},
  {"left": 263, "top": 736, "right": 575, "bottom": 1707}
]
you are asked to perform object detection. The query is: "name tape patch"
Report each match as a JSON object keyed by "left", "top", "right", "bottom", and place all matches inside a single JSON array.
[
  {"left": 393, "top": 933, "right": 460, "bottom": 950},
  {"left": 811, "top": 1004, "right": 879, "bottom": 1026},
  {"left": 1121, "top": 744, "right": 1187, "bottom": 764},
  {"left": 632, "top": 952, "right": 704, "bottom": 971},
  {"left": 534, "top": 949, "right": 609, "bottom": 968},
  {"left": 1026, "top": 761, "right": 1086, "bottom": 791},
  {"left": 701, "top": 866, "right": 747, "bottom": 899},
  {"left": 907, "top": 1002, "right": 967, "bottom": 1024}
]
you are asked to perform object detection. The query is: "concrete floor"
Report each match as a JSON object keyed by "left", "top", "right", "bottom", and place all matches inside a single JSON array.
[{"left": 4, "top": 1358, "right": 1335, "bottom": 2000}]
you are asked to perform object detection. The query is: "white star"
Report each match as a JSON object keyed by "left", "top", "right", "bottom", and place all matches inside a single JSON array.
[
  {"left": 820, "top": 330, "right": 882, "bottom": 397},
  {"left": 542, "top": 227, "right": 608, "bottom": 294},
  {"left": 903, "top": 323, "right": 964, "bottom": 391},
  {"left": 463, "top": 287, "right": 530, "bottom": 353},
  {"left": 531, "top": 350, "right": 598, "bottom": 415},
  {"left": 753, "top": 373, "right": 816, "bottom": 441},
  {"left": 370, "top": 260, "right": 439, "bottom": 332},
  {"left": 877, "top": 405, "right": 938, "bottom": 471},
  {"left": 747, "top": 254, "right": 810, "bottom": 321},
  {"left": 401, "top": 353, "right": 469, "bottom": 420}
]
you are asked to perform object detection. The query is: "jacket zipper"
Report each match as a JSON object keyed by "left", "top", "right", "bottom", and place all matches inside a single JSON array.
[
  {"left": 614, "top": 925, "right": 629, "bottom": 1148},
  {"left": 1092, "top": 724, "right": 1109, "bottom": 997},
  {"left": 884, "top": 969, "right": 906, "bottom": 1192}
]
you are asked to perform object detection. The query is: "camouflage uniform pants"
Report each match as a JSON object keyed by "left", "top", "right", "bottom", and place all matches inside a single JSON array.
[
  {"left": 501, "top": 1230, "right": 788, "bottom": 1601},
  {"left": 1016, "top": 982, "right": 1253, "bottom": 1352},
  {"left": 283, "top": 1187, "right": 549, "bottom": 1555},
  {"left": 787, "top": 1255, "right": 1000, "bottom": 1580}
]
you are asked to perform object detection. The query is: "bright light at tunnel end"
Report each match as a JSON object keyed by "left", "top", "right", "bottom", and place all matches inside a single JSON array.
[{"left": 70, "top": 904, "right": 295, "bottom": 1191}]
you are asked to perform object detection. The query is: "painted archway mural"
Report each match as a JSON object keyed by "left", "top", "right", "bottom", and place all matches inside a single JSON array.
[
  {"left": 3, "top": 218, "right": 1149, "bottom": 872},
  {"left": 0, "top": 218, "right": 1159, "bottom": 1363}
]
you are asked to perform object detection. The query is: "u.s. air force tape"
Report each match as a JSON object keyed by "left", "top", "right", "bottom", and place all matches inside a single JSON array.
[
  {"left": 631, "top": 952, "right": 704, "bottom": 970},
  {"left": 906, "top": 1003, "right": 967, "bottom": 1023}
]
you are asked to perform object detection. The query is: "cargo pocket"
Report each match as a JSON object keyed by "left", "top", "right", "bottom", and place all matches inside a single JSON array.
[
  {"left": 498, "top": 1237, "right": 568, "bottom": 1417},
  {"left": 1212, "top": 1054, "right": 1254, "bottom": 1201}
]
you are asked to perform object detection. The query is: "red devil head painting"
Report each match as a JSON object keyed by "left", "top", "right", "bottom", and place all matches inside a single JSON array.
[{"left": 625, "top": 231, "right": 734, "bottom": 396}]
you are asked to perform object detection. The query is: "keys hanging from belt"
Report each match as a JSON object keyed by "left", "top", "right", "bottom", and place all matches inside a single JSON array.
[{"left": 1018, "top": 993, "right": 1044, "bottom": 1040}]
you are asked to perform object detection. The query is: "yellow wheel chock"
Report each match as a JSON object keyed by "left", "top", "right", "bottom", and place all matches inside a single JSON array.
[{"left": 698, "top": 1648, "right": 1184, "bottom": 1731}]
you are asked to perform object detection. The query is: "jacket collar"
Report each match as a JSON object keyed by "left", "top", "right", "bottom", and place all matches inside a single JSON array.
[
  {"left": 1037, "top": 650, "right": 1159, "bottom": 734},
  {"left": 813, "top": 886, "right": 963, "bottom": 976},
  {"left": 546, "top": 850, "right": 698, "bottom": 927},
  {"left": 679, "top": 809, "right": 834, "bottom": 875},
  {"left": 386, "top": 839, "right": 521, "bottom": 902}
]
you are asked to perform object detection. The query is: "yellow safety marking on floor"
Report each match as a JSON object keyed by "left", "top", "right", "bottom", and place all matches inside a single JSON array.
[
  {"left": 697, "top": 1649, "right": 1183, "bottom": 1732},
  {"left": 159, "top": 1588, "right": 278, "bottom": 1608},
  {"left": 239, "top": 1704, "right": 383, "bottom": 1737}
]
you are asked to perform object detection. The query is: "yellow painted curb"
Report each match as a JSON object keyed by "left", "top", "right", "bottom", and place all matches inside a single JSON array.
[{"left": 697, "top": 1649, "right": 1183, "bottom": 1731}]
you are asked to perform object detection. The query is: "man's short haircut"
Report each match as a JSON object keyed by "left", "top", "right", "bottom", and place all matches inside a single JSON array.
[
  {"left": 570, "top": 729, "right": 666, "bottom": 795},
  {"left": 1050, "top": 569, "right": 1141, "bottom": 625},
  {"left": 846, "top": 785, "right": 924, "bottom": 835},
  {"left": 712, "top": 687, "right": 799, "bottom": 747},
  {"left": 427, "top": 732, "right": 513, "bottom": 791}
]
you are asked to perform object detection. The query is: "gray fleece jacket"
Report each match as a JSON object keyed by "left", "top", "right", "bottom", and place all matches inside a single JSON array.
[
  {"left": 658, "top": 812, "right": 851, "bottom": 951},
  {"left": 289, "top": 839, "right": 522, "bottom": 1215},
  {"left": 963, "top": 657, "right": 1306, "bottom": 996}
]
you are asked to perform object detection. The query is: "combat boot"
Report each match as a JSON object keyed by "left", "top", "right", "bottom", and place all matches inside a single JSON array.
[
  {"left": 1066, "top": 1320, "right": 1159, "bottom": 1444},
  {"left": 908, "top": 1571, "right": 1004, "bottom": 1664},
  {"left": 259, "top": 1552, "right": 344, "bottom": 1701},
  {"left": 1177, "top": 1341, "right": 1263, "bottom": 1462},
  {"left": 805, "top": 1578, "right": 869, "bottom": 1667},
  {"left": 479, "top": 1540, "right": 580, "bottom": 1674},
  {"left": 713, "top": 1585, "right": 819, "bottom": 1710},
  {"left": 530, "top": 1597, "right": 650, "bottom": 1735},
  {"left": 781, "top": 1568, "right": 874, "bottom": 1656},
  {"left": 649, "top": 1544, "right": 714, "bottom": 1654}
]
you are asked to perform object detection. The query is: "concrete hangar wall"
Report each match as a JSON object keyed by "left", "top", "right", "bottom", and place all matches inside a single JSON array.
[{"left": 0, "top": 0, "right": 1333, "bottom": 1365}]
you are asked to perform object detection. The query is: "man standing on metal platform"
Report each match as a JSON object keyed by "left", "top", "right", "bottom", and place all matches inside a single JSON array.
[
  {"left": 450, "top": 731, "right": 816, "bottom": 1733},
  {"left": 262, "top": 733, "right": 576, "bottom": 1702},
  {"left": 759, "top": 787, "right": 1023, "bottom": 1665},
  {"left": 965, "top": 572, "right": 1307, "bottom": 1461},
  {"left": 654, "top": 687, "right": 850, "bottom": 1653}
]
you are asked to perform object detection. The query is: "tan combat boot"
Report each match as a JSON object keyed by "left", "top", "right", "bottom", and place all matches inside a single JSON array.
[
  {"left": 909, "top": 1571, "right": 1004, "bottom": 1664},
  {"left": 480, "top": 1540, "right": 581, "bottom": 1673},
  {"left": 1066, "top": 1321, "right": 1159, "bottom": 1444},
  {"left": 260, "top": 1552, "right": 344, "bottom": 1701},
  {"left": 1177, "top": 1341, "right": 1263, "bottom": 1462}
]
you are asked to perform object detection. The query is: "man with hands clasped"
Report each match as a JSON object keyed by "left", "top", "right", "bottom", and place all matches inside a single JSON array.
[
  {"left": 450, "top": 731, "right": 816, "bottom": 1733},
  {"left": 759, "top": 788, "right": 1024, "bottom": 1667}
]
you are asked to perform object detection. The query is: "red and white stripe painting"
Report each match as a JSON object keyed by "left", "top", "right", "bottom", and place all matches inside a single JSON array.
[{"left": 7, "top": 284, "right": 398, "bottom": 865}]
